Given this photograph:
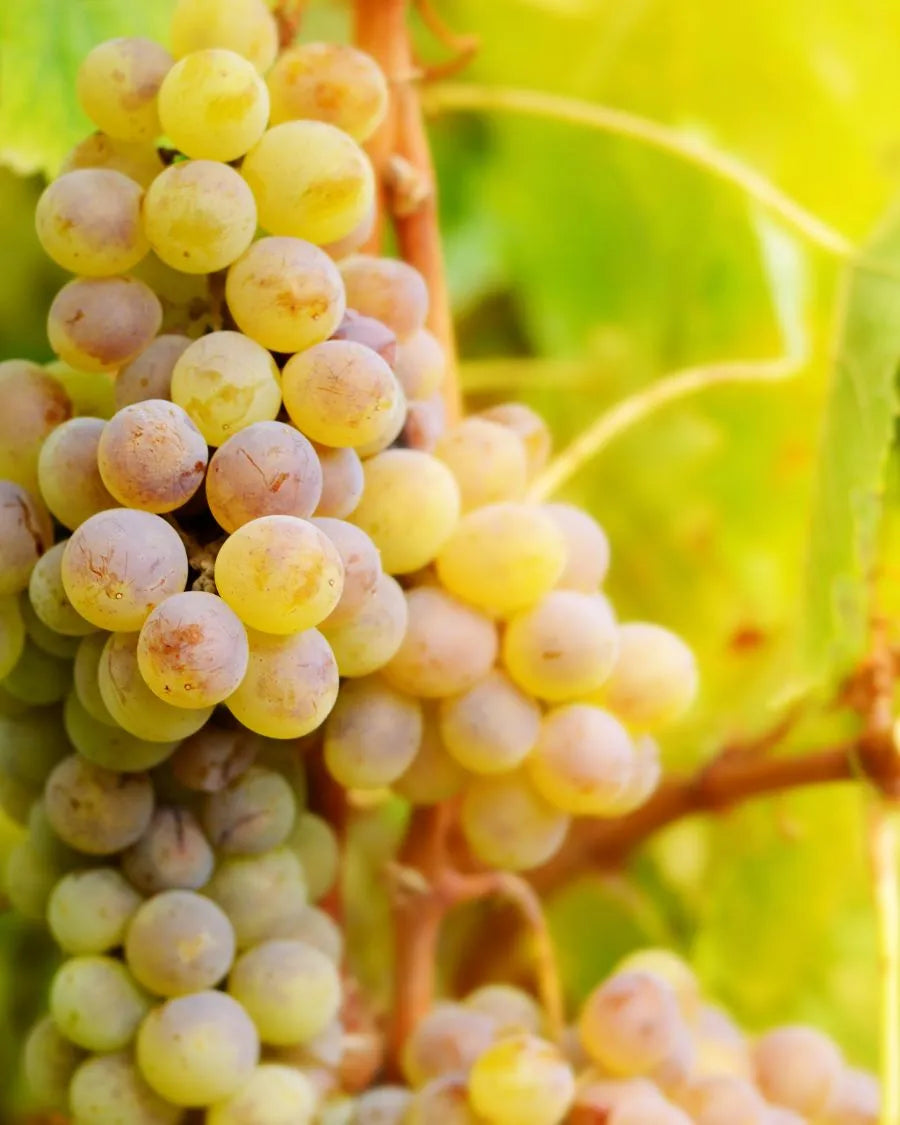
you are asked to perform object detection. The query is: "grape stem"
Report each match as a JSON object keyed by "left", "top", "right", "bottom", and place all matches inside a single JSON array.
[{"left": 354, "top": 0, "right": 462, "bottom": 421}]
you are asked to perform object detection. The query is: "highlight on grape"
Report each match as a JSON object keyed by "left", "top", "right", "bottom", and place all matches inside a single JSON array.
[{"left": 0, "top": 1, "right": 880, "bottom": 1123}]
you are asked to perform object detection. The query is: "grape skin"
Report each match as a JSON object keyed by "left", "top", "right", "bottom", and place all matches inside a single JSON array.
[
  {"left": 115, "top": 334, "right": 192, "bottom": 409},
  {"left": 23, "top": 1016, "right": 85, "bottom": 1112},
  {"left": 349, "top": 1085, "right": 413, "bottom": 1125},
  {"left": 36, "top": 168, "right": 148, "bottom": 276},
  {"left": 202, "top": 766, "right": 297, "bottom": 854},
  {"left": 50, "top": 954, "right": 151, "bottom": 1052},
  {"left": 76, "top": 37, "right": 173, "bottom": 142},
  {"left": 543, "top": 502, "right": 611, "bottom": 592},
  {"left": 137, "top": 591, "right": 249, "bottom": 709},
  {"left": 465, "top": 984, "right": 544, "bottom": 1037},
  {"left": 480, "top": 402, "right": 552, "bottom": 480},
  {"left": 439, "top": 670, "right": 541, "bottom": 775},
  {"left": 752, "top": 1025, "right": 843, "bottom": 1117},
  {"left": 0, "top": 359, "right": 72, "bottom": 493},
  {"left": 436, "top": 417, "right": 529, "bottom": 511},
  {"left": 47, "top": 866, "right": 142, "bottom": 955},
  {"left": 461, "top": 771, "right": 570, "bottom": 872},
  {"left": 136, "top": 990, "right": 260, "bottom": 1107},
  {"left": 64, "top": 691, "right": 179, "bottom": 771},
  {"left": 315, "top": 444, "right": 365, "bottom": 518},
  {"left": 313, "top": 518, "right": 382, "bottom": 628},
  {"left": 207, "top": 422, "right": 324, "bottom": 532},
  {"left": 170, "top": 725, "right": 260, "bottom": 792},
  {"left": 468, "top": 1033, "right": 576, "bottom": 1125},
  {"left": 169, "top": 0, "right": 278, "bottom": 73},
  {"left": 324, "top": 677, "right": 423, "bottom": 788},
  {"left": 268, "top": 904, "right": 344, "bottom": 962},
  {"left": 285, "top": 812, "right": 340, "bottom": 902},
  {"left": 401, "top": 1003, "right": 498, "bottom": 1086},
  {"left": 339, "top": 256, "right": 429, "bottom": 338},
  {"left": 158, "top": 48, "right": 269, "bottom": 163},
  {"left": 600, "top": 622, "right": 699, "bottom": 731},
  {"left": 676, "top": 1074, "right": 770, "bottom": 1125},
  {"left": 48, "top": 275, "right": 162, "bottom": 373},
  {"left": 207, "top": 1064, "right": 318, "bottom": 1125},
  {"left": 73, "top": 631, "right": 116, "bottom": 723},
  {"left": 0, "top": 596, "right": 25, "bottom": 678},
  {"left": 393, "top": 709, "right": 467, "bottom": 806},
  {"left": 0, "top": 480, "right": 54, "bottom": 596},
  {"left": 61, "top": 132, "right": 166, "bottom": 189},
  {"left": 37, "top": 416, "right": 117, "bottom": 530},
  {"left": 29, "top": 541, "right": 98, "bottom": 636},
  {"left": 44, "top": 755, "right": 155, "bottom": 855},
  {"left": 206, "top": 847, "right": 308, "bottom": 949},
  {"left": 70, "top": 1051, "right": 184, "bottom": 1125},
  {"left": 121, "top": 805, "right": 215, "bottom": 894},
  {"left": 322, "top": 572, "right": 409, "bottom": 678}
]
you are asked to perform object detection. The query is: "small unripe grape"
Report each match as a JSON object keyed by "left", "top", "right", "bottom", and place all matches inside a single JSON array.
[
  {"left": 50, "top": 954, "right": 152, "bottom": 1052},
  {"left": 468, "top": 1034, "right": 576, "bottom": 1125}
]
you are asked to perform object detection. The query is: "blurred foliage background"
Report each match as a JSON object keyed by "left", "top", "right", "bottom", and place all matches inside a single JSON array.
[{"left": 2, "top": 0, "right": 900, "bottom": 1102}]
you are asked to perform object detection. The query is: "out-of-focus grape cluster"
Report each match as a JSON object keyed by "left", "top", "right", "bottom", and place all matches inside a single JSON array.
[{"left": 0, "top": 0, "right": 871, "bottom": 1122}]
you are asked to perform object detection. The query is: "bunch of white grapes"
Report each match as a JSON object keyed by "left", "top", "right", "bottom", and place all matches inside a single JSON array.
[
  {"left": 322, "top": 950, "right": 880, "bottom": 1124},
  {"left": 0, "top": 0, "right": 865, "bottom": 1121}
]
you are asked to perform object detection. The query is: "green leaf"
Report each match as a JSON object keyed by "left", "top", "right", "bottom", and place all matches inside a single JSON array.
[
  {"left": 804, "top": 209, "right": 900, "bottom": 678},
  {"left": 0, "top": 0, "right": 174, "bottom": 177}
]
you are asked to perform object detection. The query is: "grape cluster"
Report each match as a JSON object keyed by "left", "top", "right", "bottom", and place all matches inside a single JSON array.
[{"left": 0, "top": 0, "right": 867, "bottom": 1122}]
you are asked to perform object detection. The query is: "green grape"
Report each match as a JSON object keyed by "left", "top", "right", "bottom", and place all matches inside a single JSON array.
[
  {"left": 228, "top": 938, "right": 342, "bottom": 1046},
  {"left": 36, "top": 168, "right": 148, "bottom": 276},
  {"left": 394, "top": 327, "right": 446, "bottom": 401},
  {"left": 402, "top": 1003, "right": 497, "bottom": 1087},
  {"left": 38, "top": 417, "right": 118, "bottom": 530},
  {"left": 215, "top": 515, "right": 344, "bottom": 635},
  {"left": 468, "top": 1033, "right": 575, "bottom": 1125},
  {"left": 0, "top": 359, "right": 72, "bottom": 493},
  {"left": 99, "top": 632, "right": 213, "bottom": 740},
  {"left": 394, "top": 709, "right": 466, "bottom": 805},
  {"left": 677, "top": 1075, "right": 770, "bottom": 1125},
  {"left": 21, "top": 594, "right": 81, "bottom": 658},
  {"left": 45, "top": 359, "right": 116, "bottom": 419},
  {"left": 202, "top": 767, "right": 296, "bottom": 854},
  {"left": 436, "top": 500, "right": 568, "bottom": 617},
  {"left": 820, "top": 1067, "right": 880, "bottom": 1125},
  {"left": 439, "top": 670, "right": 540, "bottom": 774},
  {"left": 242, "top": 121, "right": 375, "bottom": 246},
  {"left": 206, "top": 846, "right": 308, "bottom": 949},
  {"left": 226, "top": 236, "right": 346, "bottom": 353},
  {"left": 64, "top": 691, "right": 177, "bottom": 771},
  {"left": 125, "top": 889, "right": 235, "bottom": 996},
  {"left": 4, "top": 836, "right": 60, "bottom": 919},
  {"left": 322, "top": 572, "right": 407, "bottom": 678},
  {"left": 207, "top": 1063, "right": 318, "bottom": 1125},
  {"left": 170, "top": 330, "right": 282, "bottom": 447},
  {"left": 599, "top": 623, "right": 699, "bottom": 731},
  {"left": 312, "top": 518, "right": 381, "bottom": 628},
  {"left": 3, "top": 638, "right": 72, "bottom": 705},
  {"left": 542, "top": 502, "right": 610, "bottom": 592},
  {"left": 45, "top": 755, "right": 155, "bottom": 854},
  {"left": 207, "top": 422, "right": 323, "bottom": 533},
  {"left": 752, "top": 1025, "right": 843, "bottom": 1117},
  {"left": 47, "top": 866, "right": 142, "bottom": 954},
  {"left": 0, "top": 706, "right": 69, "bottom": 799},
  {"left": 143, "top": 159, "right": 257, "bottom": 274},
  {"left": 282, "top": 340, "right": 402, "bottom": 450},
  {"left": 479, "top": 402, "right": 551, "bottom": 481},
  {"left": 0, "top": 770, "right": 37, "bottom": 823},
  {"left": 170, "top": 724, "right": 260, "bottom": 792},
  {"left": 461, "top": 771, "right": 570, "bottom": 872},
  {"left": 503, "top": 592, "right": 619, "bottom": 702},
  {"left": 170, "top": 0, "right": 278, "bottom": 73},
  {"left": 383, "top": 586, "right": 497, "bottom": 698},
  {"left": 350, "top": 450, "right": 459, "bottom": 575},
  {"left": 137, "top": 990, "right": 260, "bottom": 1106},
  {"left": 527, "top": 705, "right": 635, "bottom": 816},
  {"left": 70, "top": 1051, "right": 184, "bottom": 1125},
  {"left": 158, "top": 48, "right": 269, "bottom": 162},
  {"left": 464, "top": 984, "right": 544, "bottom": 1037},
  {"left": 269, "top": 904, "right": 343, "bottom": 962},
  {"left": 77, "top": 37, "right": 172, "bottom": 142},
  {"left": 578, "top": 971, "right": 691, "bottom": 1080},
  {"left": 0, "top": 480, "right": 54, "bottom": 596},
  {"left": 405, "top": 1074, "right": 482, "bottom": 1124},
  {"left": 115, "top": 335, "right": 192, "bottom": 409},
  {"left": 73, "top": 631, "right": 116, "bottom": 723},
  {"left": 131, "top": 253, "right": 217, "bottom": 337},
  {"left": 48, "top": 276, "right": 162, "bottom": 373},
  {"left": 354, "top": 389, "right": 408, "bottom": 459},
  {"left": 27, "top": 798, "right": 84, "bottom": 871},
  {"left": 225, "top": 628, "right": 339, "bottom": 739},
  {"left": 339, "top": 256, "right": 428, "bottom": 338},
  {"left": 267, "top": 41, "right": 388, "bottom": 140},
  {"left": 286, "top": 811, "right": 340, "bottom": 901},
  {"left": 23, "top": 1015, "right": 86, "bottom": 1112},
  {"left": 137, "top": 591, "right": 249, "bottom": 709},
  {"left": 29, "top": 541, "right": 97, "bottom": 637},
  {"left": 324, "top": 677, "right": 422, "bottom": 788},
  {"left": 61, "top": 132, "right": 166, "bottom": 189},
  {"left": 436, "top": 417, "right": 528, "bottom": 512},
  {"left": 51, "top": 954, "right": 152, "bottom": 1052},
  {"left": 98, "top": 400, "right": 208, "bottom": 513},
  {"left": 0, "top": 595, "right": 25, "bottom": 679},
  {"left": 315, "top": 444, "right": 365, "bottom": 518},
  {"left": 121, "top": 805, "right": 214, "bottom": 893}
]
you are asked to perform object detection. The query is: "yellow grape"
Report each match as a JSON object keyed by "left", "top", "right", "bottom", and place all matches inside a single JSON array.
[
  {"left": 468, "top": 1034, "right": 576, "bottom": 1125},
  {"left": 225, "top": 627, "right": 339, "bottom": 739},
  {"left": 242, "top": 121, "right": 375, "bottom": 246},
  {"left": 170, "top": 330, "right": 282, "bottom": 446},
  {"left": 158, "top": 48, "right": 269, "bottom": 162},
  {"left": 436, "top": 417, "right": 528, "bottom": 511},
  {"left": 70, "top": 1052, "right": 182, "bottom": 1125},
  {"left": 676, "top": 1074, "right": 770, "bottom": 1125},
  {"left": 226, "top": 236, "right": 346, "bottom": 353},
  {"left": 28, "top": 541, "right": 97, "bottom": 637},
  {"left": 394, "top": 328, "right": 446, "bottom": 401},
  {"left": 615, "top": 949, "right": 702, "bottom": 1020},
  {"left": 543, "top": 502, "right": 611, "bottom": 592},
  {"left": 44, "top": 755, "right": 155, "bottom": 856},
  {"left": 131, "top": 252, "right": 217, "bottom": 338},
  {"left": 215, "top": 515, "right": 344, "bottom": 635},
  {"left": 324, "top": 677, "right": 423, "bottom": 788},
  {"left": 479, "top": 402, "right": 552, "bottom": 480},
  {"left": 314, "top": 444, "right": 365, "bottom": 519},
  {"left": 439, "top": 670, "right": 540, "bottom": 775},
  {"left": 48, "top": 276, "right": 162, "bottom": 373},
  {"left": 436, "top": 502, "right": 566, "bottom": 617},
  {"left": 352, "top": 384, "right": 408, "bottom": 458},
  {"left": 281, "top": 339, "right": 403, "bottom": 449},
  {"left": 43, "top": 359, "right": 116, "bottom": 420},
  {"left": 37, "top": 417, "right": 117, "bottom": 530},
  {"left": 47, "top": 868, "right": 139, "bottom": 956},
  {"left": 0, "top": 359, "right": 72, "bottom": 494},
  {"left": 170, "top": 0, "right": 278, "bottom": 73},
  {"left": 405, "top": 1074, "right": 483, "bottom": 1124},
  {"left": 60, "top": 132, "right": 165, "bottom": 188},
  {"left": 339, "top": 255, "right": 429, "bottom": 338},
  {"left": 350, "top": 449, "right": 460, "bottom": 575},
  {"left": 207, "top": 1064, "right": 318, "bottom": 1125},
  {"left": 22, "top": 1016, "right": 85, "bottom": 1113},
  {"left": 321, "top": 571, "right": 408, "bottom": 678},
  {"left": 600, "top": 622, "right": 699, "bottom": 731},
  {"left": 394, "top": 709, "right": 467, "bottom": 805},
  {"left": 312, "top": 517, "right": 382, "bottom": 628},
  {"left": 73, "top": 632, "right": 116, "bottom": 723},
  {"left": 461, "top": 771, "right": 569, "bottom": 872},
  {"left": 143, "top": 159, "right": 257, "bottom": 274},
  {"left": 322, "top": 204, "right": 376, "bottom": 261},
  {"left": 752, "top": 1026, "right": 843, "bottom": 1117},
  {"left": 267, "top": 42, "right": 388, "bottom": 140},
  {"left": 464, "top": 984, "right": 544, "bottom": 1037},
  {"left": 0, "top": 481, "right": 54, "bottom": 596},
  {"left": 50, "top": 955, "right": 151, "bottom": 1053},
  {"left": 383, "top": 586, "right": 497, "bottom": 698},
  {"left": 36, "top": 169, "right": 148, "bottom": 277},
  {"left": 205, "top": 847, "right": 308, "bottom": 950},
  {"left": 115, "top": 334, "right": 192, "bottom": 409},
  {"left": 77, "top": 37, "right": 173, "bottom": 142},
  {"left": 503, "top": 591, "right": 619, "bottom": 701}
]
